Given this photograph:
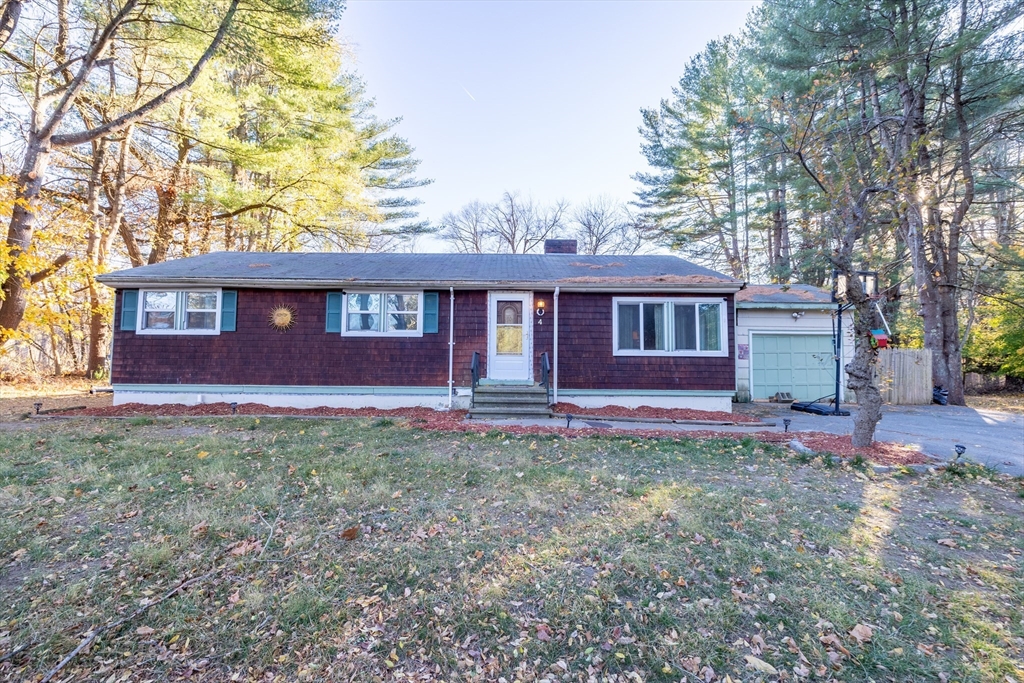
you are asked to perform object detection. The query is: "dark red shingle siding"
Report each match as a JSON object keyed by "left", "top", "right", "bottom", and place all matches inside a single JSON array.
[{"left": 112, "top": 289, "right": 734, "bottom": 391}]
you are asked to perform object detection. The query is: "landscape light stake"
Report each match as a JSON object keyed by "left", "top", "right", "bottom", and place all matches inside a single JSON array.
[
  {"left": 565, "top": 414, "right": 573, "bottom": 429},
  {"left": 231, "top": 402, "right": 238, "bottom": 415},
  {"left": 34, "top": 402, "right": 42, "bottom": 415},
  {"left": 783, "top": 418, "right": 791, "bottom": 433},
  {"left": 954, "top": 444, "right": 966, "bottom": 461}
]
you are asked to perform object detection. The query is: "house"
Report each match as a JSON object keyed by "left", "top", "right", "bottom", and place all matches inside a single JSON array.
[
  {"left": 97, "top": 241, "right": 744, "bottom": 412},
  {"left": 734, "top": 284, "right": 853, "bottom": 403}
]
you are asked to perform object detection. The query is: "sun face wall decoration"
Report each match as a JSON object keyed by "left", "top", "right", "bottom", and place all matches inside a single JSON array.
[{"left": 269, "top": 305, "right": 296, "bottom": 331}]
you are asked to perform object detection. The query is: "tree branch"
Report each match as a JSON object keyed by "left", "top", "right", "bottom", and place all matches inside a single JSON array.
[
  {"left": 51, "top": 0, "right": 240, "bottom": 148},
  {"left": 29, "top": 254, "right": 72, "bottom": 284}
]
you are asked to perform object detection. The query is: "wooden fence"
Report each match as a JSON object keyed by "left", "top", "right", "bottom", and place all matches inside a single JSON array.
[{"left": 876, "top": 348, "right": 933, "bottom": 405}]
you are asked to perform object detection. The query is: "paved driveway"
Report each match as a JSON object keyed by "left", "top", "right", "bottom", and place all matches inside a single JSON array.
[{"left": 748, "top": 403, "right": 1024, "bottom": 476}]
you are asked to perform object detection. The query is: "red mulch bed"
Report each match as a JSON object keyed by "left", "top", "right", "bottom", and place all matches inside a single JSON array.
[
  {"left": 62, "top": 402, "right": 929, "bottom": 466},
  {"left": 551, "top": 402, "right": 761, "bottom": 423}
]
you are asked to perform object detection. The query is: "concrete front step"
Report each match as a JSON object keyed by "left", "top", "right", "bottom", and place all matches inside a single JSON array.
[
  {"left": 473, "top": 394, "right": 550, "bottom": 405},
  {"left": 475, "top": 385, "right": 547, "bottom": 394},
  {"left": 470, "top": 383, "right": 551, "bottom": 418},
  {"left": 467, "top": 406, "right": 554, "bottom": 419}
]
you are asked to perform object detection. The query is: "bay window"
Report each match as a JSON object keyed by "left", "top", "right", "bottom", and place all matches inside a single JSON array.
[{"left": 613, "top": 298, "right": 727, "bottom": 356}]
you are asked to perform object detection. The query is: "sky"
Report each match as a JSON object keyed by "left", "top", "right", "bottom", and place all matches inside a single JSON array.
[{"left": 338, "top": 1, "right": 759, "bottom": 248}]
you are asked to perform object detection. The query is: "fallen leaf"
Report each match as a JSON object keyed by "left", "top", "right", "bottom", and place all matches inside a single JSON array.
[
  {"left": 228, "top": 539, "right": 261, "bottom": 556},
  {"left": 849, "top": 623, "right": 873, "bottom": 645},
  {"left": 937, "top": 538, "right": 958, "bottom": 549},
  {"left": 190, "top": 521, "right": 209, "bottom": 536},
  {"left": 340, "top": 526, "right": 359, "bottom": 541},
  {"left": 135, "top": 626, "right": 156, "bottom": 636},
  {"left": 744, "top": 655, "right": 778, "bottom": 675},
  {"left": 196, "top": 451, "right": 209, "bottom": 459},
  {"left": 535, "top": 623, "right": 553, "bottom": 642},
  {"left": 819, "top": 633, "right": 851, "bottom": 656},
  {"left": 392, "top": 490, "right": 402, "bottom": 499}
]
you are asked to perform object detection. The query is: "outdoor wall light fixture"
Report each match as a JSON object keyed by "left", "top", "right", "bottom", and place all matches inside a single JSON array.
[{"left": 536, "top": 299, "right": 546, "bottom": 325}]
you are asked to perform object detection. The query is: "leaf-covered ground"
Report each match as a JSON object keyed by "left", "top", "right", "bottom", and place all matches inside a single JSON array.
[{"left": 0, "top": 417, "right": 1021, "bottom": 682}]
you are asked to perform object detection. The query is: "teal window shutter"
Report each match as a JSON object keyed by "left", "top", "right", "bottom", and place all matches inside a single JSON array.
[
  {"left": 423, "top": 291, "right": 439, "bottom": 333},
  {"left": 326, "top": 292, "right": 343, "bottom": 333},
  {"left": 220, "top": 290, "right": 237, "bottom": 331},
  {"left": 120, "top": 290, "right": 138, "bottom": 331}
]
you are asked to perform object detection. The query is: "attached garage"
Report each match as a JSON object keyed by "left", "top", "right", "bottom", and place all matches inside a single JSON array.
[
  {"left": 735, "top": 285, "right": 854, "bottom": 403},
  {"left": 750, "top": 333, "right": 835, "bottom": 401}
]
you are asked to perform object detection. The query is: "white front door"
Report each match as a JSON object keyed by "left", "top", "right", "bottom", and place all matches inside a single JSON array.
[{"left": 488, "top": 291, "right": 532, "bottom": 382}]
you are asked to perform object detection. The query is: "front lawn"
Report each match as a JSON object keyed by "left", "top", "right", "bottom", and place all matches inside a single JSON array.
[{"left": 1, "top": 418, "right": 1021, "bottom": 682}]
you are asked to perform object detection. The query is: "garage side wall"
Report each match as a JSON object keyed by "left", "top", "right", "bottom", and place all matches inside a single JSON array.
[{"left": 735, "top": 307, "right": 854, "bottom": 403}]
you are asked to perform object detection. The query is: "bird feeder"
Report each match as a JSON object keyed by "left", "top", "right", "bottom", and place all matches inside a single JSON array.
[{"left": 869, "top": 329, "right": 888, "bottom": 349}]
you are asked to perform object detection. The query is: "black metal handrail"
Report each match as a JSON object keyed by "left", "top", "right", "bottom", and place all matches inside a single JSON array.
[
  {"left": 470, "top": 351, "right": 480, "bottom": 407},
  {"left": 540, "top": 351, "right": 552, "bottom": 406}
]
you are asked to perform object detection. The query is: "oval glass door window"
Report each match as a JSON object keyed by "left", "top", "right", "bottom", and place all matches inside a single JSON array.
[{"left": 495, "top": 300, "right": 523, "bottom": 355}]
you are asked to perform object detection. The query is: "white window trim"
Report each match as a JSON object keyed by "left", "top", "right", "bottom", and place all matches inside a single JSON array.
[
  {"left": 136, "top": 289, "right": 222, "bottom": 336},
  {"left": 612, "top": 296, "right": 729, "bottom": 357},
  {"left": 341, "top": 290, "right": 424, "bottom": 337}
]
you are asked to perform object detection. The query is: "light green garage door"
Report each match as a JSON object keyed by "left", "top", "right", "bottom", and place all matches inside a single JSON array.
[{"left": 751, "top": 334, "right": 836, "bottom": 401}]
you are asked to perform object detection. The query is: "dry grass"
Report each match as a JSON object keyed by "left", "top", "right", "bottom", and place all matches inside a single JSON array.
[
  {"left": 0, "top": 417, "right": 1021, "bottom": 682},
  {"left": 967, "top": 393, "right": 1024, "bottom": 415},
  {"left": 0, "top": 376, "right": 111, "bottom": 420}
]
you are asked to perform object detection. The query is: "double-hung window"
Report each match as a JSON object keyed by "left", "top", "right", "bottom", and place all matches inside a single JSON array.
[
  {"left": 137, "top": 290, "right": 221, "bottom": 334},
  {"left": 613, "top": 297, "right": 727, "bottom": 356},
  {"left": 343, "top": 292, "right": 422, "bottom": 336}
]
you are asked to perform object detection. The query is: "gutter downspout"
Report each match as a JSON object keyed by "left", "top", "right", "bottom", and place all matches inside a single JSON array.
[
  {"left": 553, "top": 287, "right": 559, "bottom": 404},
  {"left": 447, "top": 287, "right": 455, "bottom": 410}
]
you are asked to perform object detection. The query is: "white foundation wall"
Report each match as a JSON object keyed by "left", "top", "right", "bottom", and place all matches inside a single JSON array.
[
  {"left": 734, "top": 307, "right": 854, "bottom": 402},
  {"left": 113, "top": 387, "right": 473, "bottom": 411},
  {"left": 554, "top": 392, "right": 733, "bottom": 413}
]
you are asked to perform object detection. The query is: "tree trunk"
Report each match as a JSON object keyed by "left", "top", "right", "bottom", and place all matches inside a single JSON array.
[
  {"left": 847, "top": 295, "right": 884, "bottom": 448},
  {"left": 85, "top": 138, "right": 109, "bottom": 377},
  {"left": 0, "top": 136, "right": 52, "bottom": 338},
  {"left": 0, "top": 0, "right": 23, "bottom": 50}
]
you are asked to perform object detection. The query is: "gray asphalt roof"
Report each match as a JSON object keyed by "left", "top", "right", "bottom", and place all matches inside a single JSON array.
[
  {"left": 735, "top": 284, "right": 833, "bottom": 305},
  {"left": 97, "top": 252, "right": 742, "bottom": 290}
]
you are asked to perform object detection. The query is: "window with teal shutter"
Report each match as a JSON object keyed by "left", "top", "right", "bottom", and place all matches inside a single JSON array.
[
  {"left": 423, "top": 292, "right": 439, "bottom": 333},
  {"left": 120, "top": 290, "right": 138, "bottom": 331},
  {"left": 220, "top": 290, "right": 237, "bottom": 331},
  {"left": 325, "top": 292, "right": 343, "bottom": 332}
]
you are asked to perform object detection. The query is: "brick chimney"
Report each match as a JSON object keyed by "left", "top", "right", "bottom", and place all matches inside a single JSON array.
[{"left": 544, "top": 239, "right": 577, "bottom": 254}]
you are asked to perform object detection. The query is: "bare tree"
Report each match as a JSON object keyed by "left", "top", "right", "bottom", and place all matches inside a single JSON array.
[
  {"left": 486, "top": 192, "right": 566, "bottom": 254},
  {"left": 570, "top": 197, "right": 653, "bottom": 255},
  {"left": 438, "top": 201, "right": 490, "bottom": 253}
]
